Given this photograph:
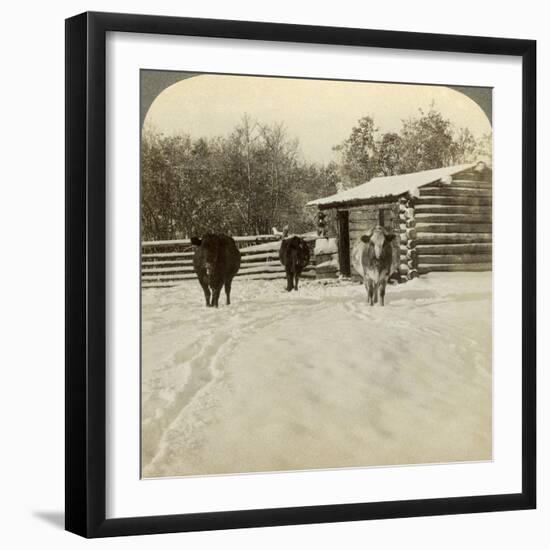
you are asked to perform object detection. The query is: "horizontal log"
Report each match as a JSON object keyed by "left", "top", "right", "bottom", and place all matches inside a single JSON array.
[
  {"left": 419, "top": 254, "right": 492, "bottom": 264},
  {"left": 415, "top": 223, "right": 492, "bottom": 233},
  {"left": 142, "top": 250, "right": 282, "bottom": 267},
  {"left": 450, "top": 179, "right": 492, "bottom": 188},
  {"left": 242, "top": 252, "right": 280, "bottom": 262},
  {"left": 416, "top": 196, "right": 492, "bottom": 207},
  {"left": 142, "top": 235, "right": 281, "bottom": 247},
  {"left": 423, "top": 179, "right": 492, "bottom": 190},
  {"left": 238, "top": 265, "right": 308, "bottom": 275},
  {"left": 141, "top": 243, "right": 285, "bottom": 257},
  {"left": 239, "top": 270, "right": 316, "bottom": 281},
  {"left": 419, "top": 186, "right": 492, "bottom": 197},
  {"left": 142, "top": 283, "right": 179, "bottom": 289},
  {"left": 142, "top": 259, "right": 193, "bottom": 267},
  {"left": 414, "top": 213, "right": 492, "bottom": 224},
  {"left": 416, "top": 233, "right": 492, "bottom": 244},
  {"left": 404, "top": 243, "right": 492, "bottom": 255},
  {"left": 152, "top": 270, "right": 316, "bottom": 282},
  {"left": 140, "top": 236, "right": 308, "bottom": 258},
  {"left": 349, "top": 211, "right": 379, "bottom": 222},
  {"left": 144, "top": 260, "right": 302, "bottom": 275},
  {"left": 142, "top": 265, "right": 192, "bottom": 274},
  {"left": 452, "top": 171, "right": 490, "bottom": 180},
  {"left": 418, "top": 263, "right": 492, "bottom": 273},
  {"left": 142, "top": 273, "right": 191, "bottom": 281},
  {"left": 237, "top": 243, "right": 278, "bottom": 254},
  {"left": 414, "top": 204, "right": 492, "bottom": 215},
  {"left": 348, "top": 202, "right": 397, "bottom": 211},
  {"left": 241, "top": 249, "right": 280, "bottom": 258},
  {"left": 142, "top": 251, "right": 194, "bottom": 259},
  {"left": 142, "top": 268, "right": 318, "bottom": 282}
]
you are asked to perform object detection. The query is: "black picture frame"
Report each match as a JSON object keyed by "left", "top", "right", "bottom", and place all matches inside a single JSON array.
[{"left": 65, "top": 11, "right": 536, "bottom": 538}]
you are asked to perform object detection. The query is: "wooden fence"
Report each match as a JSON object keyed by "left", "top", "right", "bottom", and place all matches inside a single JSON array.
[{"left": 141, "top": 234, "right": 316, "bottom": 288}]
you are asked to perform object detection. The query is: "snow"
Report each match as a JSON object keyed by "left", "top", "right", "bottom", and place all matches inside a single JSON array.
[
  {"left": 315, "top": 259, "right": 339, "bottom": 270},
  {"left": 306, "top": 163, "right": 476, "bottom": 207},
  {"left": 141, "top": 272, "right": 492, "bottom": 478},
  {"left": 314, "top": 237, "right": 338, "bottom": 255}
]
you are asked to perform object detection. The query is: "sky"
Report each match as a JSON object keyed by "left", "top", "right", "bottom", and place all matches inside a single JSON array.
[{"left": 144, "top": 73, "right": 492, "bottom": 164}]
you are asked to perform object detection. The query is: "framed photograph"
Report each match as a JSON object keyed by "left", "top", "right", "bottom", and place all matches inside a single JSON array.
[{"left": 65, "top": 11, "right": 536, "bottom": 538}]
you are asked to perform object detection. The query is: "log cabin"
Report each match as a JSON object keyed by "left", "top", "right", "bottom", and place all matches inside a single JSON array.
[{"left": 307, "top": 161, "right": 492, "bottom": 281}]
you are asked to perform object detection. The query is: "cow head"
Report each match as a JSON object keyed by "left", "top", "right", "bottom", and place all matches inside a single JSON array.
[
  {"left": 191, "top": 234, "right": 220, "bottom": 275},
  {"left": 361, "top": 225, "right": 395, "bottom": 259}
]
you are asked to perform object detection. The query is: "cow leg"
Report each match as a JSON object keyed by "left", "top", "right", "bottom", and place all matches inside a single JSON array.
[
  {"left": 285, "top": 269, "right": 293, "bottom": 292},
  {"left": 294, "top": 272, "right": 299, "bottom": 291},
  {"left": 200, "top": 280, "right": 211, "bottom": 307},
  {"left": 373, "top": 282, "right": 379, "bottom": 304},
  {"left": 366, "top": 279, "right": 374, "bottom": 306},
  {"left": 224, "top": 278, "right": 232, "bottom": 305},
  {"left": 379, "top": 278, "right": 387, "bottom": 306},
  {"left": 211, "top": 285, "right": 222, "bottom": 308}
]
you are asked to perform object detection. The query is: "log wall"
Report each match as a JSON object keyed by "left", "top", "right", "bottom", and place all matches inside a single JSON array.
[
  {"left": 414, "top": 167, "right": 492, "bottom": 274},
  {"left": 312, "top": 165, "right": 492, "bottom": 281}
]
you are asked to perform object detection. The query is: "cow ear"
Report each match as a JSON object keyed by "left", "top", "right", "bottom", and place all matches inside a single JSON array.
[
  {"left": 360, "top": 234, "right": 371, "bottom": 243},
  {"left": 190, "top": 237, "right": 202, "bottom": 246},
  {"left": 385, "top": 233, "right": 396, "bottom": 242}
]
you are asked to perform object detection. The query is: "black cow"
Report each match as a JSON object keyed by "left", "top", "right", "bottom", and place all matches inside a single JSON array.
[
  {"left": 190, "top": 234, "right": 241, "bottom": 307},
  {"left": 351, "top": 226, "right": 396, "bottom": 306},
  {"left": 279, "top": 236, "right": 310, "bottom": 292}
]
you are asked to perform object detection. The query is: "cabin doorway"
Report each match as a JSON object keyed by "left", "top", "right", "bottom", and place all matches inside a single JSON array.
[{"left": 337, "top": 210, "right": 351, "bottom": 277}]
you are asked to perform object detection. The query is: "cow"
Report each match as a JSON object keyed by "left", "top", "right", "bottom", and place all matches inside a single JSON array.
[
  {"left": 279, "top": 236, "right": 310, "bottom": 292},
  {"left": 190, "top": 233, "right": 241, "bottom": 307},
  {"left": 351, "top": 225, "right": 397, "bottom": 306}
]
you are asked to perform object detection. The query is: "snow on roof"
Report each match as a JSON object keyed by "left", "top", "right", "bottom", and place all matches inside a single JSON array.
[{"left": 307, "top": 163, "right": 477, "bottom": 208}]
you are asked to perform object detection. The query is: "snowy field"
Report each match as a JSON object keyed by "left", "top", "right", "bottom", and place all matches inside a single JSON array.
[{"left": 141, "top": 272, "right": 492, "bottom": 478}]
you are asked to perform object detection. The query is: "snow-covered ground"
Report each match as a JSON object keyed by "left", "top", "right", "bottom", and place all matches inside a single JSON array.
[{"left": 141, "top": 272, "right": 492, "bottom": 478}]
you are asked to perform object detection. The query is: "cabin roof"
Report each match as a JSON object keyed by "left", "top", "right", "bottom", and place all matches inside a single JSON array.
[{"left": 307, "top": 163, "right": 478, "bottom": 208}]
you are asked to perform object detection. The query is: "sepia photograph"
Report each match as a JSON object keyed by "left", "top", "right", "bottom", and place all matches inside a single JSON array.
[{"left": 140, "top": 71, "right": 493, "bottom": 479}]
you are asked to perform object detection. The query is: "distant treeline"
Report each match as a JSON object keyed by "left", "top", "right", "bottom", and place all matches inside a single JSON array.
[{"left": 141, "top": 107, "right": 491, "bottom": 241}]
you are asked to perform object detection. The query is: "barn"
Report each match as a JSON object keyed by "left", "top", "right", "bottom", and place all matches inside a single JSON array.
[{"left": 307, "top": 161, "right": 492, "bottom": 280}]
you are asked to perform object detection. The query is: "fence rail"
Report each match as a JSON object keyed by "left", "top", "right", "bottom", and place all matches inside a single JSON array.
[
  {"left": 141, "top": 234, "right": 317, "bottom": 288},
  {"left": 142, "top": 234, "right": 281, "bottom": 248}
]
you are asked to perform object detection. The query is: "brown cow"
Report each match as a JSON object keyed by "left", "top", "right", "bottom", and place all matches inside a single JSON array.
[
  {"left": 351, "top": 225, "right": 396, "bottom": 306},
  {"left": 191, "top": 234, "right": 241, "bottom": 307}
]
